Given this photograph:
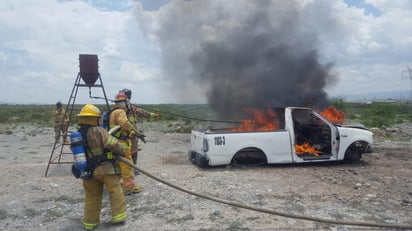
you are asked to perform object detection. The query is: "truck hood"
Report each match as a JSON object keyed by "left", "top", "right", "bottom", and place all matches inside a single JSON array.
[{"left": 337, "top": 123, "right": 369, "bottom": 130}]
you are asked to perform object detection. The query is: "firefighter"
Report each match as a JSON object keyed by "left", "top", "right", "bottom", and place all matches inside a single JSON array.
[
  {"left": 119, "top": 88, "right": 160, "bottom": 172},
  {"left": 54, "top": 101, "right": 69, "bottom": 144},
  {"left": 109, "top": 92, "right": 142, "bottom": 195},
  {"left": 75, "top": 104, "right": 127, "bottom": 230}
]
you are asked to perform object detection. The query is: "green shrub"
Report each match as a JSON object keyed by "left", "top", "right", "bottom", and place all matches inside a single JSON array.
[
  {"left": 1, "top": 102, "right": 411, "bottom": 130},
  {"left": 362, "top": 103, "right": 396, "bottom": 127}
]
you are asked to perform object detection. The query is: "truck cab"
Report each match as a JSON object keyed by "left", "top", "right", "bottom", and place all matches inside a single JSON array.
[{"left": 287, "top": 107, "right": 339, "bottom": 162}]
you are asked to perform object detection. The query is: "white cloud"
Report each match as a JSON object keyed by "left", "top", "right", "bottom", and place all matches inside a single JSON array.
[
  {"left": 0, "top": 0, "right": 411, "bottom": 105},
  {"left": 0, "top": 0, "right": 163, "bottom": 104},
  {"left": 313, "top": 0, "right": 412, "bottom": 98}
]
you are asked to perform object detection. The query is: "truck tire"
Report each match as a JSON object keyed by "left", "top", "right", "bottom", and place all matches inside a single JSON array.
[
  {"left": 231, "top": 148, "right": 267, "bottom": 166},
  {"left": 344, "top": 144, "right": 362, "bottom": 162}
]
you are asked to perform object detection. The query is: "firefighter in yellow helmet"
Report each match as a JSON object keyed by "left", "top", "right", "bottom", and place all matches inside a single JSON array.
[
  {"left": 109, "top": 92, "right": 142, "bottom": 195},
  {"left": 75, "top": 104, "right": 127, "bottom": 230}
]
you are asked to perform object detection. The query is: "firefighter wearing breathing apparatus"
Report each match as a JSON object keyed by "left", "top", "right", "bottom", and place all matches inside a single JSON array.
[
  {"left": 73, "top": 104, "right": 127, "bottom": 230},
  {"left": 119, "top": 88, "right": 160, "bottom": 169},
  {"left": 109, "top": 92, "right": 142, "bottom": 195}
]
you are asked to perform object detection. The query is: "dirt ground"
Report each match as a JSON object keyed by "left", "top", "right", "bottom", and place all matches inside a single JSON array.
[{"left": 0, "top": 121, "right": 411, "bottom": 231}]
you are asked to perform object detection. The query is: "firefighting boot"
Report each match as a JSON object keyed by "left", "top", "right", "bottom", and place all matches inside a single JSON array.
[
  {"left": 124, "top": 185, "right": 142, "bottom": 196},
  {"left": 112, "top": 220, "right": 126, "bottom": 226}
]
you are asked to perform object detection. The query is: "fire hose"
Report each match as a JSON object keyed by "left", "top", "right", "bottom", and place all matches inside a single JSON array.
[
  {"left": 108, "top": 126, "right": 412, "bottom": 229},
  {"left": 116, "top": 157, "right": 411, "bottom": 230}
]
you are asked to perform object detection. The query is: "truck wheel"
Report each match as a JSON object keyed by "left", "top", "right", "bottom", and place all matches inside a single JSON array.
[
  {"left": 231, "top": 149, "right": 267, "bottom": 166},
  {"left": 344, "top": 146, "right": 361, "bottom": 162}
]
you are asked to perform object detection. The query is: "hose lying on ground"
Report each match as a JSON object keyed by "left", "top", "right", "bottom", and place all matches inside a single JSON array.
[{"left": 117, "top": 156, "right": 412, "bottom": 230}]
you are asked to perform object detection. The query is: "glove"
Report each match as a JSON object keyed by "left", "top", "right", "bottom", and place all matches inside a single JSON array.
[
  {"left": 137, "top": 133, "right": 146, "bottom": 143},
  {"left": 113, "top": 150, "right": 126, "bottom": 157},
  {"left": 129, "top": 130, "right": 137, "bottom": 138},
  {"left": 150, "top": 112, "right": 161, "bottom": 119}
]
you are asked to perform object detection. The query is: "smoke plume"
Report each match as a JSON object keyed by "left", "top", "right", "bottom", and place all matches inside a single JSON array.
[{"left": 140, "top": 0, "right": 337, "bottom": 119}]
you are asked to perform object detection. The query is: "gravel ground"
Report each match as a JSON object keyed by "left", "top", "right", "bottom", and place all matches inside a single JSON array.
[{"left": 0, "top": 122, "right": 411, "bottom": 231}]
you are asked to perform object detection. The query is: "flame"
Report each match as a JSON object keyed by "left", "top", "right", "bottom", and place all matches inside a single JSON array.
[
  {"left": 295, "top": 142, "right": 321, "bottom": 156},
  {"left": 231, "top": 108, "right": 279, "bottom": 132},
  {"left": 320, "top": 106, "right": 345, "bottom": 124}
]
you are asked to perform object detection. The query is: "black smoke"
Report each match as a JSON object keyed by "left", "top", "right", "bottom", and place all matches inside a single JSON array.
[{"left": 144, "top": 0, "right": 337, "bottom": 119}]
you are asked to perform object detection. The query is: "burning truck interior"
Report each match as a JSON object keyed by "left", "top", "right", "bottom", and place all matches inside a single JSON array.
[
  {"left": 229, "top": 107, "right": 335, "bottom": 159},
  {"left": 292, "top": 109, "right": 332, "bottom": 159}
]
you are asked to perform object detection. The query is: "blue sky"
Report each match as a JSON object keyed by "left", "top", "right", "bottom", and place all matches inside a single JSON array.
[
  {"left": 344, "top": 0, "right": 381, "bottom": 16},
  {"left": 0, "top": 0, "right": 411, "bottom": 105}
]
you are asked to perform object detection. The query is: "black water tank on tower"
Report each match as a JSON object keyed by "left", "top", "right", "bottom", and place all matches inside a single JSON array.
[{"left": 79, "top": 54, "right": 99, "bottom": 85}]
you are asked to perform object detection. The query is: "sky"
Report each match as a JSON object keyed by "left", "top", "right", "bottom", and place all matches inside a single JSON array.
[{"left": 0, "top": 0, "right": 411, "bottom": 106}]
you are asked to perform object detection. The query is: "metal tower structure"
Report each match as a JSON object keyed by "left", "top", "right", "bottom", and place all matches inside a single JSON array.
[
  {"left": 44, "top": 54, "right": 111, "bottom": 177},
  {"left": 401, "top": 65, "right": 412, "bottom": 101}
]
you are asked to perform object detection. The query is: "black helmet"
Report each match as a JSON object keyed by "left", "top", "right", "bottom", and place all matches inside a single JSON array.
[
  {"left": 120, "top": 88, "right": 132, "bottom": 99},
  {"left": 56, "top": 101, "right": 62, "bottom": 108}
]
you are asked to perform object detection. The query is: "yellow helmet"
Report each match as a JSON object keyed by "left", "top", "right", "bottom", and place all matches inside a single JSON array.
[{"left": 77, "top": 104, "right": 101, "bottom": 117}]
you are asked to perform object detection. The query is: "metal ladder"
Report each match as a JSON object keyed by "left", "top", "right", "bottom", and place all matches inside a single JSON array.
[{"left": 44, "top": 55, "right": 111, "bottom": 177}]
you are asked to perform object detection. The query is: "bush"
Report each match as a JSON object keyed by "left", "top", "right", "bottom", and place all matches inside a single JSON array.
[
  {"left": 1, "top": 102, "right": 411, "bottom": 130},
  {"left": 362, "top": 103, "right": 396, "bottom": 127},
  {"left": 350, "top": 101, "right": 411, "bottom": 128}
]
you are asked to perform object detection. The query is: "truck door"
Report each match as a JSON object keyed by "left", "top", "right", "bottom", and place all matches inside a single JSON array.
[{"left": 287, "top": 108, "right": 339, "bottom": 162}]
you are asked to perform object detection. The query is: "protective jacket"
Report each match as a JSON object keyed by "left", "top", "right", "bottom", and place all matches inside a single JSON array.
[
  {"left": 80, "top": 126, "right": 124, "bottom": 176},
  {"left": 54, "top": 108, "right": 68, "bottom": 125},
  {"left": 128, "top": 105, "right": 160, "bottom": 123},
  {"left": 109, "top": 105, "right": 136, "bottom": 139}
]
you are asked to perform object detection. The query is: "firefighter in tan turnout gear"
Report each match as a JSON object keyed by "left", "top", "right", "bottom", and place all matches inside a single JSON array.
[
  {"left": 109, "top": 92, "right": 142, "bottom": 195},
  {"left": 53, "top": 101, "right": 69, "bottom": 144},
  {"left": 119, "top": 88, "right": 160, "bottom": 173},
  {"left": 75, "top": 104, "right": 127, "bottom": 230}
]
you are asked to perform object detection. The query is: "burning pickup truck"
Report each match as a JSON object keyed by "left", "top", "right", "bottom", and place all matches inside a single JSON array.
[{"left": 189, "top": 107, "right": 373, "bottom": 167}]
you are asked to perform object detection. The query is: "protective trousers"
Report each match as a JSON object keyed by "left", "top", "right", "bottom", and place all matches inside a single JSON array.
[
  {"left": 117, "top": 139, "right": 138, "bottom": 193},
  {"left": 54, "top": 125, "right": 67, "bottom": 142},
  {"left": 82, "top": 174, "right": 126, "bottom": 230}
]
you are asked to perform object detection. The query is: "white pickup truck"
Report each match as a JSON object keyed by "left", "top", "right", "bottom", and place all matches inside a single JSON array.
[{"left": 189, "top": 107, "right": 373, "bottom": 167}]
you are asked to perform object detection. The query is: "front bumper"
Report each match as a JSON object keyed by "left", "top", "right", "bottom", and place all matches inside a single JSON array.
[{"left": 188, "top": 150, "right": 209, "bottom": 167}]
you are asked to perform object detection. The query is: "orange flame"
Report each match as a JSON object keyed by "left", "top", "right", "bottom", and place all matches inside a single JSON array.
[
  {"left": 320, "top": 106, "right": 345, "bottom": 124},
  {"left": 295, "top": 142, "right": 321, "bottom": 156},
  {"left": 231, "top": 108, "right": 279, "bottom": 132}
]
